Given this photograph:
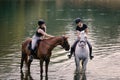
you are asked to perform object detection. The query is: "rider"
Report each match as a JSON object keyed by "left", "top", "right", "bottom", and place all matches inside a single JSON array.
[
  {"left": 29, "top": 20, "right": 54, "bottom": 61},
  {"left": 68, "top": 18, "right": 94, "bottom": 59}
]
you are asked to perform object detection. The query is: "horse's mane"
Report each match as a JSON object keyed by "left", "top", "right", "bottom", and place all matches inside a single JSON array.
[
  {"left": 42, "top": 36, "right": 61, "bottom": 42},
  {"left": 23, "top": 36, "right": 62, "bottom": 44},
  {"left": 44, "top": 37, "right": 55, "bottom": 40},
  {"left": 43, "top": 36, "right": 65, "bottom": 43}
]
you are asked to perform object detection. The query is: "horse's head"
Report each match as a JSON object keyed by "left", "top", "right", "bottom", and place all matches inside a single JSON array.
[
  {"left": 59, "top": 36, "right": 70, "bottom": 51},
  {"left": 78, "top": 31, "right": 87, "bottom": 48}
]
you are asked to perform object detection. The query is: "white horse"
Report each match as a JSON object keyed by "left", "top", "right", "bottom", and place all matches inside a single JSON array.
[{"left": 74, "top": 31, "right": 89, "bottom": 73}]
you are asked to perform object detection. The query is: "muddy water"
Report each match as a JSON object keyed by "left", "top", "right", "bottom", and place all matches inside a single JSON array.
[{"left": 0, "top": 0, "right": 120, "bottom": 80}]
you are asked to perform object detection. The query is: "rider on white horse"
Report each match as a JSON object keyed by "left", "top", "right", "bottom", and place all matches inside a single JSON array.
[{"left": 68, "top": 18, "right": 94, "bottom": 59}]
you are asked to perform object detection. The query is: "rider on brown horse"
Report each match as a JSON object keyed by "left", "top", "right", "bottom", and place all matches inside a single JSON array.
[{"left": 29, "top": 20, "right": 53, "bottom": 61}]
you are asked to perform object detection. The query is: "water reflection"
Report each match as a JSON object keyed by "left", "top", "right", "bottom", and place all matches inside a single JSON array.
[
  {"left": 21, "top": 70, "right": 34, "bottom": 80},
  {"left": 20, "top": 70, "right": 48, "bottom": 80},
  {"left": 0, "top": 0, "right": 120, "bottom": 80},
  {"left": 74, "top": 73, "right": 86, "bottom": 80}
]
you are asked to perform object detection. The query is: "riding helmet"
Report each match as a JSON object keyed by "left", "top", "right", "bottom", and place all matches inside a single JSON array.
[
  {"left": 38, "top": 20, "right": 45, "bottom": 26},
  {"left": 75, "top": 18, "right": 82, "bottom": 24}
]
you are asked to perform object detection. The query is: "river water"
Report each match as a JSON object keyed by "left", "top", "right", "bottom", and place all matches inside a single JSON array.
[{"left": 0, "top": 0, "right": 120, "bottom": 80}]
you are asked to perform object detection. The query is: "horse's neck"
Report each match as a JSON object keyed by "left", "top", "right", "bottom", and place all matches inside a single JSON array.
[
  {"left": 50, "top": 37, "right": 61, "bottom": 46},
  {"left": 45, "top": 37, "right": 61, "bottom": 50}
]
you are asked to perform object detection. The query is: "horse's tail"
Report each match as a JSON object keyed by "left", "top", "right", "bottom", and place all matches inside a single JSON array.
[
  {"left": 20, "top": 51, "right": 26, "bottom": 70},
  {"left": 20, "top": 39, "right": 30, "bottom": 70},
  {"left": 20, "top": 38, "right": 31, "bottom": 70}
]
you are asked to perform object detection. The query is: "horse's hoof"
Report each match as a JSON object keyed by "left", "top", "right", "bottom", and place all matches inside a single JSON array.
[
  {"left": 82, "top": 70, "right": 85, "bottom": 74},
  {"left": 81, "top": 69, "right": 86, "bottom": 74},
  {"left": 74, "top": 71, "right": 80, "bottom": 74}
]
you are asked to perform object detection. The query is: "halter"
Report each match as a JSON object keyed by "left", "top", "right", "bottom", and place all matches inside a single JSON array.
[
  {"left": 60, "top": 36, "right": 66, "bottom": 45},
  {"left": 78, "top": 40, "right": 86, "bottom": 48},
  {"left": 60, "top": 36, "right": 70, "bottom": 51},
  {"left": 79, "top": 40, "right": 86, "bottom": 44}
]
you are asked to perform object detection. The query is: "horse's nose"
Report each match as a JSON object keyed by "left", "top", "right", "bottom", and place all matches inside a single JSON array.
[
  {"left": 66, "top": 45, "right": 70, "bottom": 51},
  {"left": 66, "top": 48, "right": 69, "bottom": 51},
  {"left": 81, "top": 45, "right": 85, "bottom": 48}
]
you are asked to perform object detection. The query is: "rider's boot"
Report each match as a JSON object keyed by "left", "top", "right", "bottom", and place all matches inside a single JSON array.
[
  {"left": 68, "top": 47, "right": 74, "bottom": 59},
  {"left": 89, "top": 47, "right": 94, "bottom": 60},
  {"left": 68, "top": 40, "right": 79, "bottom": 59},
  {"left": 29, "top": 49, "right": 34, "bottom": 62}
]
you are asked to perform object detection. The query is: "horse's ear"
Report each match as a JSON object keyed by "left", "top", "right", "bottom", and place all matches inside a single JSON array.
[
  {"left": 62, "top": 35, "right": 69, "bottom": 39},
  {"left": 64, "top": 35, "right": 69, "bottom": 39},
  {"left": 66, "top": 36, "right": 69, "bottom": 39}
]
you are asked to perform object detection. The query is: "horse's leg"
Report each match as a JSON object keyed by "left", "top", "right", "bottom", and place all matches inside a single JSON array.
[
  {"left": 28, "top": 58, "right": 32, "bottom": 72},
  {"left": 40, "top": 59, "right": 44, "bottom": 78},
  {"left": 82, "top": 58, "right": 88, "bottom": 73},
  {"left": 24, "top": 55, "right": 29, "bottom": 71},
  {"left": 81, "top": 59, "right": 84, "bottom": 72},
  {"left": 45, "top": 58, "right": 50, "bottom": 77},
  {"left": 20, "top": 68, "right": 24, "bottom": 79},
  {"left": 75, "top": 57, "right": 80, "bottom": 73},
  {"left": 20, "top": 52, "right": 26, "bottom": 70}
]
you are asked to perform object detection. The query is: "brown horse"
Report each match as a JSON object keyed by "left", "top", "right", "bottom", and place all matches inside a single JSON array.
[{"left": 20, "top": 36, "right": 70, "bottom": 77}]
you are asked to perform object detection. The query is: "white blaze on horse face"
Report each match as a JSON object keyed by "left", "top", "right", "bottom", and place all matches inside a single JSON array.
[
  {"left": 78, "top": 31, "right": 87, "bottom": 48},
  {"left": 79, "top": 42, "right": 85, "bottom": 48}
]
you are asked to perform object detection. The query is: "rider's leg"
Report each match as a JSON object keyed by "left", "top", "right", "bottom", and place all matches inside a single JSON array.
[
  {"left": 87, "top": 40, "right": 94, "bottom": 59},
  {"left": 29, "top": 39, "right": 37, "bottom": 61},
  {"left": 68, "top": 40, "right": 79, "bottom": 58},
  {"left": 29, "top": 36, "right": 38, "bottom": 61}
]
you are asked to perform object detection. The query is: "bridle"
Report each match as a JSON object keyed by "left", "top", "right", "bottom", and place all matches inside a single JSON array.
[
  {"left": 78, "top": 40, "right": 87, "bottom": 48},
  {"left": 79, "top": 40, "right": 86, "bottom": 44},
  {"left": 60, "top": 36, "right": 66, "bottom": 47}
]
